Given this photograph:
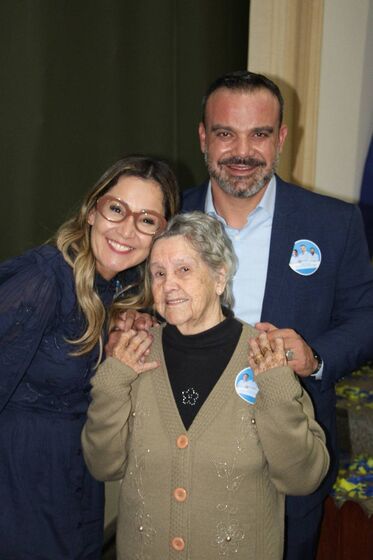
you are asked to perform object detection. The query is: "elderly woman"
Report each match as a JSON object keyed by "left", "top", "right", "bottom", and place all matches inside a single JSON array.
[{"left": 82, "top": 212, "right": 329, "bottom": 560}]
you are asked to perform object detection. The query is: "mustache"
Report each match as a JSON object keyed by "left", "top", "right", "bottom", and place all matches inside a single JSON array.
[{"left": 218, "top": 156, "right": 265, "bottom": 167}]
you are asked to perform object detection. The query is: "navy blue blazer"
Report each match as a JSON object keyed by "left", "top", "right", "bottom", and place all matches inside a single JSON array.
[{"left": 182, "top": 176, "right": 373, "bottom": 517}]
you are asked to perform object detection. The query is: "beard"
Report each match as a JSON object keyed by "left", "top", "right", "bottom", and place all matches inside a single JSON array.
[{"left": 204, "top": 152, "right": 280, "bottom": 199}]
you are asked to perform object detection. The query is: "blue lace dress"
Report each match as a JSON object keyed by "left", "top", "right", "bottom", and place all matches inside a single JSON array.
[{"left": 0, "top": 245, "right": 120, "bottom": 559}]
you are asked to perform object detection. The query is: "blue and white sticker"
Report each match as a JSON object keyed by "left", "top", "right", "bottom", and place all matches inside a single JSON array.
[
  {"left": 289, "top": 239, "right": 321, "bottom": 276},
  {"left": 235, "top": 367, "right": 259, "bottom": 405}
]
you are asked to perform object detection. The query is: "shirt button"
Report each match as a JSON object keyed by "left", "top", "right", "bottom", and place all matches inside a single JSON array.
[
  {"left": 171, "top": 536, "right": 185, "bottom": 551},
  {"left": 173, "top": 487, "right": 187, "bottom": 502},
  {"left": 176, "top": 435, "right": 189, "bottom": 449}
]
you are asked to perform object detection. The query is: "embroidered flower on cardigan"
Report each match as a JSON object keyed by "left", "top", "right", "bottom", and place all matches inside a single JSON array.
[
  {"left": 211, "top": 408, "right": 255, "bottom": 555},
  {"left": 131, "top": 399, "right": 150, "bottom": 431},
  {"left": 181, "top": 387, "right": 199, "bottom": 405},
  {"left": 128, "top": 448, "right": 156, "bottom": 559},
  {"left": 135, "top": 508, "right": 157, "bottom": 545},
  {"left": 214, "top": 460, "right": 246, "bottom": 492},
  {"left": 215, "top": 520, "right": 245, "bottom": 555}
]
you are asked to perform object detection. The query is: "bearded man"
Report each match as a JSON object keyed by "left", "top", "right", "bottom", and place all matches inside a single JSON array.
[{"left": 182, "top": 71, "right": 373, "bottom": 560}]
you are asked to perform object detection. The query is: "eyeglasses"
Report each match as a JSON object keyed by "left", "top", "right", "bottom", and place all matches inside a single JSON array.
[{"left": 96, "top": 195, "right": 166, "bottom": 236}]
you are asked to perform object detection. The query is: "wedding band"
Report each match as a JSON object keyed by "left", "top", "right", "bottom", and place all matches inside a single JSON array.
[{"left": 285, "top": 349, "right": 294, "bottom": 361}]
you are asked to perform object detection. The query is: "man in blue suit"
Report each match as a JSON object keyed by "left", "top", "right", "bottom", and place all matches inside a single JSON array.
[{"left": 182, "top": 71, "right": 373, "bottom": 560}]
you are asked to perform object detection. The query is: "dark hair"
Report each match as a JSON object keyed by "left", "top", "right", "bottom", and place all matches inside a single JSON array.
[{"left": 201, "top": 70, "right": 284, "bottom": 127}]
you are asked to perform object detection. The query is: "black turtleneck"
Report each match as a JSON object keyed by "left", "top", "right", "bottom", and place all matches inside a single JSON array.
[{"left": 163, "top": 312, "right": 242, "bottom": 430}]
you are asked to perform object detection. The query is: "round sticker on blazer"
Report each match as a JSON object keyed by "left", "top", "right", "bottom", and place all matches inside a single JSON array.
[
  {"left": 235, "top": 367, "right": 259, "bottom": 405},
  {"left": 289, "top": 239, "right": 321, "bottom": 276}
]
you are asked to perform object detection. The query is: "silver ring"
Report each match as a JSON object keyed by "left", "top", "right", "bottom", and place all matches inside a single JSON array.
[{"left": 285, "top": 349, "right": 294, "bottom": 361}]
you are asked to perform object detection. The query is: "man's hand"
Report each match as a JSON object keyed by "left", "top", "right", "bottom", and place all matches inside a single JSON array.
[
  {"left": 255, "top": 322, "right": 318, "bottom": 377},
  {"left": 110, "top": 329, "right": 159, "bottom": 374}
]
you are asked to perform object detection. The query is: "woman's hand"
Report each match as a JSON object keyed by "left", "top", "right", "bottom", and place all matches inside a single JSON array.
[
  {"left": 106, "top": 311, "right": 159, "bottom": 356},
  {"left": 248, "top": 332, "right": 287, "bottom": 376},
  {"left": 113, "top": 310, "right": 158, "bottom": 332},
  {"left": 110, "top": 329, "right": 159, "bottom": 374}
]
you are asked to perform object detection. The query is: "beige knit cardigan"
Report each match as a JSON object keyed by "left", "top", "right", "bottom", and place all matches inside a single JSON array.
[{"left": 82, "top": 322, "right": 329, "bottom": 560}]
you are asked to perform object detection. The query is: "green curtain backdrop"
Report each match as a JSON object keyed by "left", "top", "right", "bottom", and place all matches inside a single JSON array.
[{"left": 0, "top": 0, "right": 249, "bottom": 260}]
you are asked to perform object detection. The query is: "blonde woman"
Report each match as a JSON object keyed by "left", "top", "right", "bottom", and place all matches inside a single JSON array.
[{"left": 0, "top": 155, "right": 179, "bottom": 559}]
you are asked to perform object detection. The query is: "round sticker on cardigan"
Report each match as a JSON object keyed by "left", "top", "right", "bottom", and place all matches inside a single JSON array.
[
  {"left": 235, "top": 368, "right": 259, "bottom": 405},
  {"left": 289, "top": 239, "right": 321, "bottom": 276}
]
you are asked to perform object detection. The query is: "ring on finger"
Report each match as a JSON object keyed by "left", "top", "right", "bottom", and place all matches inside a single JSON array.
[{"left": 285, "top": 349, "right": 295, "bottom": 361}]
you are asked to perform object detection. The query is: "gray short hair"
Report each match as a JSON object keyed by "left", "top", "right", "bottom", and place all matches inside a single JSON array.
[{"left": 151, "top": 211, "right": 237, "bottom": 308}]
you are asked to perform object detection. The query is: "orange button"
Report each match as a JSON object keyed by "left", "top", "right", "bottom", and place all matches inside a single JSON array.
[
  {"left": 176, "top": 434, "right": 189, "bottom": 449},
  {"left": 171, "top": 536, "right": 185, "bottom": 551},
  {"left": 173, "top": 487, "right": 187, "bottom": 502}
]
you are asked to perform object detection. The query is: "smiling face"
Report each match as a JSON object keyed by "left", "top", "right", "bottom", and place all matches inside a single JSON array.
[
  {"left": 199, "top": 87, "right": 287, "bottom": 200},
  {"left": 149, "top": 235, "right": 226, "bottom": 335},
  {"left": 88, "top": 175, "right": 165, "bottom": 280}
]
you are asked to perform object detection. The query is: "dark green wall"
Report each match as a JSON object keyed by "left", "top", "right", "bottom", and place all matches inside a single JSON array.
[{"left": 0, "top": 0, "right": 249, "bottom": 260}]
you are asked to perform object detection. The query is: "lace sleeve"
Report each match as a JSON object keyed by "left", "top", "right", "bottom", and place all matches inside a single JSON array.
[{"left": 0, "top": 253, "right": 59, "bottom": 412}]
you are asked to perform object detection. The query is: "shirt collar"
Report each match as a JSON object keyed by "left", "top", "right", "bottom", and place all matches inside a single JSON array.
[{"left": 205, "top": 175, "right": 277, "bottom": 225}]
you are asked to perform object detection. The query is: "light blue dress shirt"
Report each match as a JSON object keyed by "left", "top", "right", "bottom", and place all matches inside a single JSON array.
[{"left": 205, "top": 176, "right": 276, "bottom": 325}]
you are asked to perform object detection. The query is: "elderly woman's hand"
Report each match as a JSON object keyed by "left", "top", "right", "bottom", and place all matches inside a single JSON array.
[
  {"left": 110, "top": 329, "right": 159, "bottom": 374},
  {"left": 248, "top": 332, "right": 287, "bottom": 376}
]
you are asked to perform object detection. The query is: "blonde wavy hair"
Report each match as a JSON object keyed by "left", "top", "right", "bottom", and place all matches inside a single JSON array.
[{"left": 54, "top": 155, "right": 179, "bottom": 356}]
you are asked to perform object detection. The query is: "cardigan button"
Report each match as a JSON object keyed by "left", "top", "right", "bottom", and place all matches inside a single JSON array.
[
  {"left": 171, "top": 536, "right": 185, "bottom": 551},
  {"left": 173, "top": 487, "right": 187, "bottom": 502},
  {"left": 176, "top": 434, "right": 189, "bottom": 449},
  {"left": 251, "top": 418, "right": 256, "bottom": 424}
]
